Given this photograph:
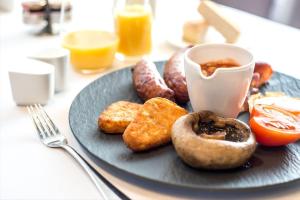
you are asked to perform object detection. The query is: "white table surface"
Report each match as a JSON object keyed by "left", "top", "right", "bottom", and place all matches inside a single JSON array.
[{"left": 1, "top": 0, "right": 300, "bottom": 199}]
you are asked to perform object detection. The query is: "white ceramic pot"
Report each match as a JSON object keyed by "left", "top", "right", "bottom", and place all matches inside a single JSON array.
[
  {"left": 184, "top": 44, "right": 254, "bottom": 118},
  {"left": 28, "top": 48, "right": 69, "bottom": 92},
  {"left": 8, "top": 58, "right": 55, "bottom": 105}
]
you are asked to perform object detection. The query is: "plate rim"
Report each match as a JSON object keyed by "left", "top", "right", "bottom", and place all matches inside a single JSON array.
[{"left": 68, "top": 61, "right": 300, "bottom": 191}]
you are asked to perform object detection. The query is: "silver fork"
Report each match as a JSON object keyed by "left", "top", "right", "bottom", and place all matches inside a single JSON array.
[{"left": 27, "top": 104, "right": 129, "bottom": 200}]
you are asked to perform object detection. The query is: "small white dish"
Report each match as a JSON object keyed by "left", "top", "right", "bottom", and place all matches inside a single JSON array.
[
  {"left": 184, "top": 43, "right": 254, "bottom": 118},
  {"left": 8, "top": 58, "right": 55, "bottom": 105},
  {"left": 28, "top": 48, "right": 69, "bottom": 92}
]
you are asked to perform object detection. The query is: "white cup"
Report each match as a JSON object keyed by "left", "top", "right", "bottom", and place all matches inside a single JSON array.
[
  {"left": 8, "top": 58, "right": 55, "bottom": 105},
  {"left": 28, "top": 48, "right": 69, "bottom": 92},
  {"left": 184, "top": 44, "right": 254, "bottom": 118}
]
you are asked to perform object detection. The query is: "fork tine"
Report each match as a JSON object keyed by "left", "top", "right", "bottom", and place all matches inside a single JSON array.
[
  {"left": 36, "top": 104, "right": 60, "bottom": 135},
  {"left": 33, "top": 104, "right": 54, "bottom": 137},
  {"left": 30, "top": 105, "right": 51, "bottom": 138},
  {"left": 27, "top": 105, "right": 46, "bottom": 140}
]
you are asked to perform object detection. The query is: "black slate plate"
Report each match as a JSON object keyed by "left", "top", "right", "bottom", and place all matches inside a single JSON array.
[{"left": 69, "top": 61, "right": 300, "bottom": 190}]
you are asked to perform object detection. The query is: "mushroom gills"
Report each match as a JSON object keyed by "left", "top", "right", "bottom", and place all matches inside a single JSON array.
[{"left": 193, "top": 119, "right": 249, "bottom": 142}]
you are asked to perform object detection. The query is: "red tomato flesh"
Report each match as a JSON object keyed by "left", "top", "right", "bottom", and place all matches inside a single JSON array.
[{"left": 250, "top": 104, "right": 300, "bottom": 146}]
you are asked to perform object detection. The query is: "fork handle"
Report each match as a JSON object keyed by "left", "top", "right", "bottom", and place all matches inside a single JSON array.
[{"left": 61, "top": 145, "right": 125, "bottom": 200}]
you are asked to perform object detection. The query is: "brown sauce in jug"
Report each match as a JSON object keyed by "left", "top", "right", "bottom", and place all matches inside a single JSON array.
[{"left": 200, "top": 58, "right": 240, "bottom": 76}]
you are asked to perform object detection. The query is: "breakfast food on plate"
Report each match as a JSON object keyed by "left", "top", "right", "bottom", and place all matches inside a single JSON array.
[
  {"left": 199, "top": 58, "right": 240, "bottom": 77},
  {"left": 163, "top": 46, "right": 192, "bottom": 104},
  {"left": 247, "top": 92, "right": 300, "bottom": 146},
  {"left": 182, "top": 19, "right": 208, "bottom": 44},
  {"left": 98, "top": 101, "right": 142, "bottom": 134},
  {"left": 133, "top": 53, "right": 273, "bottom": 113},
  {"left": 123, "top": 97, "right": 188, "bottom": 152},
  {"left": 172, "top": 111, "right": 256, "bottom": 169},
  {"left": 198, "top": 0, "right": 240, "bottom": 43},
  {"left": 132, "top": 59, "right": 175, "bottom": 102},
  {"left": 249, "top": 95, "right": 300, "bottom": 146}
]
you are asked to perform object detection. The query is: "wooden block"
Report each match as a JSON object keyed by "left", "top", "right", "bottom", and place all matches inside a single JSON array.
[{"left": 198, "top": 0, "right": 240, "bottom": 43}]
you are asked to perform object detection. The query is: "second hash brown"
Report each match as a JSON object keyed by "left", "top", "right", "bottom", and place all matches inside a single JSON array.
[{"left": 123, "top": 97, "right": 188, "bottom": 152}]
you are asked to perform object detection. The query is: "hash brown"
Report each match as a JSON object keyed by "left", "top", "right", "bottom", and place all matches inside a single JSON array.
[
  {"left": 123, "top": 97, "right": 188, "bottom": 152},
  {"left": 98, "top": 101, "right": 142, "bottom": 134}
]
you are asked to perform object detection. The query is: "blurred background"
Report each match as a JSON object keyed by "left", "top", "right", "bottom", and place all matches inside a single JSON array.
[
  {"left": 0, "top": 0, "right": 299, "bottom": 29},
  {"left": 215, "top": 0, "right": 300, "bottom": 29}
]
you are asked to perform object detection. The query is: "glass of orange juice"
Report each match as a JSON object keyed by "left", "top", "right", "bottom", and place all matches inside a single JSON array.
[
  {"left": 62, "top": 30, "right": 119, "bottom": 74},
  {"left": 114, "top": 0, "right": 153, "bottom": 57}
]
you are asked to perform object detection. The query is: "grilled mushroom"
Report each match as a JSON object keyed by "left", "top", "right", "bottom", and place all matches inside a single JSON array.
[{"left": 171, "top": 111, "right": 256, "bottom": 170}]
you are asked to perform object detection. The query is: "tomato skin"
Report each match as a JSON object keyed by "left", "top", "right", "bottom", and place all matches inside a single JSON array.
[{"left": 250, "top": 116, "right": 300, "bottom": 146}]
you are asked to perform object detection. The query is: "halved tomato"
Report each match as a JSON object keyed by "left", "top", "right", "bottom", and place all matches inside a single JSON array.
[{"left": 250, "top": 104, "right": 300, "bottom": 146}]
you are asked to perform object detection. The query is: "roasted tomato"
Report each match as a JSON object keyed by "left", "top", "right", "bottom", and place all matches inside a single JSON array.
[{"left": 250, "top": 104, "right": 300, "bottom": 146}]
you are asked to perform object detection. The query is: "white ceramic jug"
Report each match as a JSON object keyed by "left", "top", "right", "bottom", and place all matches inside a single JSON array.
[{"left": 184, "top": 44, "right": 254, "bottom": 118}]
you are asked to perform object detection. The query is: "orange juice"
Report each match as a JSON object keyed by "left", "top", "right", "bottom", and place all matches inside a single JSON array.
[
  {"left": 62, "top": 30, "right": 119, "bottom": 73},
  {"left": 115, "top": 4, "right": 152, "bottom": 56}
]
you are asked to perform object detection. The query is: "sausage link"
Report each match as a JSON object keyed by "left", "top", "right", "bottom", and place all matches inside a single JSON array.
[
  {"left": 254, "top": 62, "right": 273, "bottom": 87},
  {"left": 132, "top": 59, "right": 175, "bottom": 102},
  {"left": 163, "top": 46, "right": 192, "bottom": 104}
]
